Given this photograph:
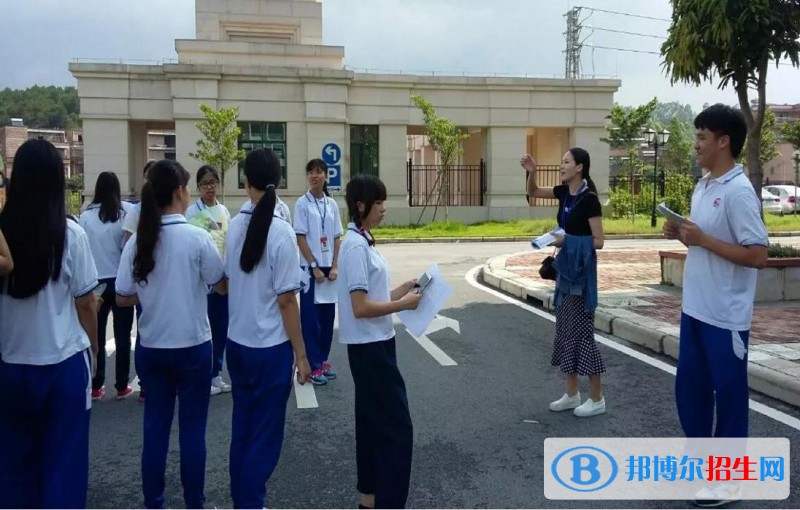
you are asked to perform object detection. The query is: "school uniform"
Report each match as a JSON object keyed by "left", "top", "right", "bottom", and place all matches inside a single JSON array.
[
  {"left": 0, "top": 220, "right": 98, "bottom": 508},
  {"left": 293, "top": 191, "right": 343, "bottom": 373},
  {"left": 122, "top": 201, "right": 145, "bottom": 395},
  {"left": 239, "top": 196, "right": 291, "bottom": 224},
  {"left": 338, "top": 223, "right": 413, "bottom": 509},
  {"left": 80, "top": 202, "right": 135, "bottom": 394},
  {"left": 225, "top": 203, "right": 301, "bottom": 508},
  {"left": 676, "top": 165, "right": 768, "bottom": 438},
  {"left": 185, "top": 199, "right": 232, "bottom": 385},
  {"left": 116, "top": 214, "right": 225, "bottom": 509}
]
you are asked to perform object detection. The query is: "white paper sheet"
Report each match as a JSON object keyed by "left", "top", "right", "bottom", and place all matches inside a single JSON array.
[
  {"left": 314, "top": 278, "right": 338, "bottom": 304},
  {"left": 293, "top": 368, "right": 318, "bottom": 409},
  {"left": 397, "top": 264, "right": 453, "bottom": 338},
  {"left": 657, "top": 202, "right": 686, "bottom": 225},
  {"left": 531, "top": 228, "right": 565, "bottom": 250}
]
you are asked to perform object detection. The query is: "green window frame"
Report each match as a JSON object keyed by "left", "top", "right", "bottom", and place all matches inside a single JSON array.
[
  {"left": 238, "top": 122, "right": 287, "bottom": 189},
  {"left": 350, "top": 125, "right": 379, "bottom": 177}
]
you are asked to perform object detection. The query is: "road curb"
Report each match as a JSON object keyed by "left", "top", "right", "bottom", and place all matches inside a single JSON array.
[
  {"left": 376, "top": 231, "right": 800, "bottom": 244},
  {"left": 482, "top": 253, "right": 800, "bottom": 409}
]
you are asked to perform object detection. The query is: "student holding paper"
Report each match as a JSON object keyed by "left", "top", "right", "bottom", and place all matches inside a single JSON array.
[
  {"left": 663, "top": 105, "right": 767, "bottom": 506},
  {"left": 338, "top": 174, "right": 422, "bottom": 509},
  {"left": 521, "top": 148, "right": 607, "bottom": 417},
  {"left": 294, "top": 158, "right": 343, "bottom": 386},
  {"left": 225, "top": 148, "right": 311, "bottom": 508}
]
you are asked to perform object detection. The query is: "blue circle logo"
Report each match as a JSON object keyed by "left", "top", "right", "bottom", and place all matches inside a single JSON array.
[
  {"left": 551, "top": 446, "right": 618, "bottom": 492},
  {"left": 322, "top": 143, "right": 341, "bottom": 165}
]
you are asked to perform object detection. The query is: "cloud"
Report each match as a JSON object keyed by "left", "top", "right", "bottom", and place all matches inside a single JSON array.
[{"left": 1, "top": 0, "right": 797, "bottom": 112}]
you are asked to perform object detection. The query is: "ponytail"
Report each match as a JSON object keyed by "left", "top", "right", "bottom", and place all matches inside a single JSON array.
[
  {"left": 133, "top": 160, "right": 190, "bottom": 284},
  {"left": 133, "top": 182, "right": 159, "bottom": 283},
  {"left": 240, "top": 148, "right": 282, "bottom": 273},
  {"left": 240, "top": 185, "right": 276, "bottom": 273},
  {"left": 585, "top": 176, "right": 597, "bottom": 194}
]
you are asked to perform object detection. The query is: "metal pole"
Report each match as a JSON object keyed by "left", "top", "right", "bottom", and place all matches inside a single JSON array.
[
  {"left": 794, "top": 154, "right": 799, "bottom": 215},
  {"left": 651, "top": 140, "right": 658, "bottom": 228}
]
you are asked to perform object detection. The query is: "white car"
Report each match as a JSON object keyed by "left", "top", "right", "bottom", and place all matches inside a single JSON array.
[
  {"left": 761, "top": 189, "right": 783, "bottom": 214},
  {"left": 764, "top": 185, "right": 800, "bottom": 214}
]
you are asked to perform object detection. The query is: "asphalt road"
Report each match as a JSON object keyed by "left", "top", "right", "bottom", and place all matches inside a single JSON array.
[{"left": 87, "top": 240, "right": 800, "bottom": 509}]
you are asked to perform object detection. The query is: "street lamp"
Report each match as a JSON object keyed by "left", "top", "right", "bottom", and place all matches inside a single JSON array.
[
  {"left": 793, "top": 150, "right": 800, "bottom": 215},
  {"left": 645, "top": 128, "right": 670, "bottom": 227}
]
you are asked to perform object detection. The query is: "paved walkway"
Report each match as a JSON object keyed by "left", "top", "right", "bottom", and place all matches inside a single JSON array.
[{"left": 483, "top": 247, "right": 800, "bottom": 408}]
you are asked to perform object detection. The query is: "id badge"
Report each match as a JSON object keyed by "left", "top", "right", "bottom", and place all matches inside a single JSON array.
[{"left": 320, "top": 235, "right": 330, "bottom": 252}]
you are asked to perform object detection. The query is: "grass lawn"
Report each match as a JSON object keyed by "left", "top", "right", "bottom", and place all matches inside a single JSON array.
[{"left": 372, "top": 214, "right": 800, "bottom": 239}]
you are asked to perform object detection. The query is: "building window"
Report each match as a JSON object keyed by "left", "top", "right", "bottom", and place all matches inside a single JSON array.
[
  {"left": 350, "top": 125, "right": 379, "bottom": 177},
  {"left": 238, "top": 122, "right": 287, "bottom": 189}
]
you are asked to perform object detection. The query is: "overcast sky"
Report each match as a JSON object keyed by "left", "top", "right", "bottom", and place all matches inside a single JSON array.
[{"left": 2, "top": 0, "right": 799, "bottom": 112}]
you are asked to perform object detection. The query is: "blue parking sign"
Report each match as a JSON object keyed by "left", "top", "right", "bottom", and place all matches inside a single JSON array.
[{"left": 322, "top": 143, "right": 342, "bottom": 190}]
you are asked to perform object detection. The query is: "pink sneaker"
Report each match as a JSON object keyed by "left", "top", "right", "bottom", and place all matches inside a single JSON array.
[
  {"left": 310, "top": 369, "right": 328, "bottom": 386},
  {"left": 91, "top": 387, "right": 105, "bottom": 401},
  {"left": 322, "top": 362, "right": 337, "bottom": 380},
  {"left": 116, "top": 387, "right": 134, "bottom": 400}
]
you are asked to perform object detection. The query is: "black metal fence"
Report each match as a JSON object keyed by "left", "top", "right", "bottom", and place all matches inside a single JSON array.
[
  {"left": 407, "top": 159, "right": 486, "bottom": 207},
  {"left": 526, "top": 165, "right": 561, "bottom": 207}
]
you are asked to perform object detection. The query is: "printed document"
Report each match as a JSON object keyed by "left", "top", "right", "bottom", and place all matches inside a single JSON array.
[
  {"left": 531, "top": 228, "right": 565, "bottom": 250},
  {"left": 398, "top": 264, "right": 453, "bottom": 337},
  {"left": 657, "top": 202, "right": 686, "bottom": 225}
]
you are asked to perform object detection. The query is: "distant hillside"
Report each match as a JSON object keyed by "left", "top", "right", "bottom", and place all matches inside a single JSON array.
[{"left": 0, "top": 86, "right": 80, "bottom": 129}]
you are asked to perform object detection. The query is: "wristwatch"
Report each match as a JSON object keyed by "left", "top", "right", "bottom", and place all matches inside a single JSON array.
[{"left": 310, "top": 261, "right": 319, "bottom": 269}]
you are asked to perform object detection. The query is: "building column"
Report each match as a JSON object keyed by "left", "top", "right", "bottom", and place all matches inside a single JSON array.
[
  {"left": 486, "top": 127, "right": 528, "bottom": 208},
  {"left": 82, "top": 119, "right": 131, "bottom": 201},
  {"left": 377, "top": 125, "right": 408, "bottom": 207},
  {"left": 570, "top": 127, "right": 610, "bottom": 204}
]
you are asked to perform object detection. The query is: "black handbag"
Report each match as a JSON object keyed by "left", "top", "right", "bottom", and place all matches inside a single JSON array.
[{"left": 539, "top": 248, "right": 558, "bottom": 281}]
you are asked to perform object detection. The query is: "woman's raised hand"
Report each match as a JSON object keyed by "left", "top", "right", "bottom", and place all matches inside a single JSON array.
[{"left": 520, "top": 154, "right": 536, "bottom": 173}]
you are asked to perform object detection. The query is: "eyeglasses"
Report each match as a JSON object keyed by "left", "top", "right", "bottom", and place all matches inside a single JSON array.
[{"left": 199, "top": 181, "right": 219, "bottom": 189}]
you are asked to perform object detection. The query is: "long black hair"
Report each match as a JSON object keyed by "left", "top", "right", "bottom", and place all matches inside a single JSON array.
[
  {"left": 306, "top": 158, "right": 330, "bottom": 197},
  {"left": 0, "top": 139, "right": 66, "bottom": 298},
  {"left": 91, "top": 171, "right": 123, "bottom": 223},
  {"left": 240, "top": 148, "right": 281, "bottom": 273},
  {"left": 568, "top": 147, "right": 597, "bottom": 194},
  {"left": 345, "top": 174, "right": 387, "bottom": 229},
  {"left": 133, "top": 160, "right": 190, "bottom": 284}
]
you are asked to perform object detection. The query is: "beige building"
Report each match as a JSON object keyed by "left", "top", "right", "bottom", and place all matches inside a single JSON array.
[{"left": 70, "top": 0, "right": 620, "bottom": 223}]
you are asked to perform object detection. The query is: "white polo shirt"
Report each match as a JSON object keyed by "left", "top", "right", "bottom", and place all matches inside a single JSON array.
[
  {"left": 0, "top": 220, "right": 98, "bottom": 365},
  {"left": 79, "top": 202, "right": 134, "bottom": 279},
  {"left": 185, "top": 198, "right": 231, "bottom": 227},
  {"left": 293, "top": 191, "right": 343, "bottom": 268},
  {"left": 683, "top": 165, "right": 769, "bottom": 331},
  {"left": 239, "top": 196, "right": 291, "bottom": 224},
  {"left": 116, "top": 214, "right": 225, "bottom": 349},
  {"left": 122, "top": 202, "right": 140, "bottom": 235},
  {"left": 225, "top": 206, "right": 301, "bottom": 349},
  {"left": 337, "top": 224, "right": 395, "bottom": 344}
]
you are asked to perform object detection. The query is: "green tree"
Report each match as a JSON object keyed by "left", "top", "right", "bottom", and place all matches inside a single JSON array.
[
  {"left": 661, "top": 117, "right": 694, "bottom": 175},
  {"left": 188, "top": 104, "right": 246, "bottom": 204},
  {"left": 661, "top": 0, "right": 800, "bottom": 201},
  {"left": 781, "top": 119, "right": 800, "bottom": 150},
  {"left": 652, "top": 101, "right": 695, "bottom": 127},
  {"left": 410, "top": 94, "right": 470, "bottom": 224},
  {"left": 603, "top": 98, "right": 657, "bottom": 220},
  {"left": 0, "top": 86, "right": 80, "bottom": 128}
]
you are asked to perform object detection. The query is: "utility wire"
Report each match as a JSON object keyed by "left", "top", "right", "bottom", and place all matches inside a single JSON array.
[
  {"left": 586, "top": 26, "right": 667, "bottom": 40},
  {"left": 587, "top": 45, "right": 661, "bottom": 56},
  {"left": 577, "top": 6, "right": 671, "bottom": 23}
]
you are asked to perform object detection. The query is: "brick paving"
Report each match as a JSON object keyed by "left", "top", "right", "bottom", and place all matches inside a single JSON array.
[{"left": 505, "top": 249, "right": 800, "bottom": 348}]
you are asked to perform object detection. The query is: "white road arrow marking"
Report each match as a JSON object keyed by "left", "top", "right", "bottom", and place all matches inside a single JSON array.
[{"left": 407, "top": 314, "right": 459, "bottom": 366}]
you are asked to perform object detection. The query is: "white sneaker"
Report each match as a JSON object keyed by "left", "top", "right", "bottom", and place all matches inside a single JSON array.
[
  {"left": 693, "top": 483, "right": 741, "bottom": 507},
  {"left": 210, "top": 385, "right": 222, "bottom": 396},
  {"left": 211, "top": 376, "right": 232, "bottom": 393},
  {"left": 573, "top": 397, "right": 606, "bottom": 417},
  {"left": 549, "top": 392, "right": 581, "bottom": 412}
]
